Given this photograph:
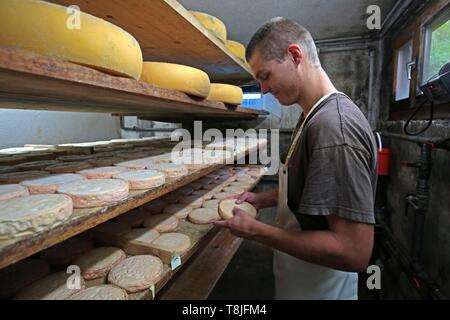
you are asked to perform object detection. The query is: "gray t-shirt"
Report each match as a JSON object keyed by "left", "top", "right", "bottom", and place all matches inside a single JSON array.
[{"left": 286, "top": 93, "right": 377, "bottom": 229}]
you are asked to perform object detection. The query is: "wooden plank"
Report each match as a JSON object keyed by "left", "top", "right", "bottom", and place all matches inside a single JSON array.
[
  {"left": 0, "top": 164, "right": 224, "bottom": 270},
  {"left": 157, "top": 228, "right": 242, "bottom": 300},
  {"left": 0, "top": 47, "right": 266, "bottom": 118},
  {"left": 50, "top": 0, "right": 252, "bottom": 83}
]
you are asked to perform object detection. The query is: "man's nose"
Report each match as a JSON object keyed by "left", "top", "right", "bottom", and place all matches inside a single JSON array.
[{"left": 260, "top": 82, "right": 270, "bottom": 95}]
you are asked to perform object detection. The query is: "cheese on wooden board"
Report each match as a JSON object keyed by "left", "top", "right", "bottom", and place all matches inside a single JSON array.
[
  {"left": 207, "top": 83, "right": 244, "bottom": 105},
  {"left": 14, "top": 271, "right": 85, "bottom": 300},
  {"left": 163, "top": 204, "right": 192, "bottom": 219},
  {"left": 190, "top": 11, "right": 227, "bottom": 43},
  {"left": 0, "top": 194, "right": 73, "bottom": 240},
  {"left": 218, "top": 199, "right": 257, "bottom": 220},
  {"left": 188, "top": 208, "right": 220, "bottom": 224},
  {"left": 140, "top": 62, "right": 211, "bottom": 98},
  {"left": 0, "top": 184, "right": 29, "bottom": 201},
  {"left": 57, "top": 179, "right": 129, "bottom": 208},
  {"left": 213, "top": 192, "right": 234, "bottom": 200},
  {"left": 112, "top": 169, "right": 165, "bottom": 190},
  {"left": 178, "top": 195, "right": 203, "bottom": 208},
  {"left": 77, "top": 166, "right": 127, "bottom": 179},
  {"left": 149, "top": 232, "right": 191, "bottom": 260},
  {"left": 66, "top": 285, "right": 128, "bottom": 300},
  {"left": 143, "top": 213, "right": 179, "bottom": 233},
  {"left": 149, "top": 163, "right": 188, "bottom": 179},
  {"left": 119, "top": 228, "right": 160, "bottom": 256},
  {"left": 226, "top": 40, "right": 246, "bottom": 62},
  {"left": 222, "top": 186, "right": 245, "bottom": 195},
  {"left": 73, "top": 247, "right": 126, "bottom": 280},
  {"left": 107, "top": 255, "right": 163, "bottom": 293},
  {"left": 21, "top": 173, "right": 85, "bottom": 194},
  {"left": 114, "top": 159, "right": 151, "bottom": 170},
  {"left": 45, "top": 161, "right": 92, "bottom": 174},
  {"left": 202, "top": 199, "right": 220, "bottom": 209},
  {"left": 0, "top": 0, "right": 143, "bottom": 79}
]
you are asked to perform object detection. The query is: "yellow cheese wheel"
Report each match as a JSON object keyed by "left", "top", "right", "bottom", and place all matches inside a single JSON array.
[
  {"left": 190, "top": 11, "right": 227, "bottom": 43},
  {"left": 0, "top": 0, "right": 143, "bottom": 79},
  {"left": 140, "top": 62, "right": 211, "bottom": 98},
  {"left": 207, "top": 84, "right": 243, "bottom": 105},
  {"left": 226, "top": 40, "right": 246, "bottom": 62}
]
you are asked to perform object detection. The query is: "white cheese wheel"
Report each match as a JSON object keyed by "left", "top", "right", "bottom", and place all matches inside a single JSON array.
[
  {"left": 0, "top": 184, "right": 29, "bottom": 201},
  {"left": 202, "top": 199, "right": 220, "bottom": 209},
  {"left": 143, "top": 213, "right": 179, "bottom": 233},
  {"left": 190, "top": 11, "right": 227, "bottom": 43},
  {"left": 57, "top": 179, "right": 129, "bottom": 208},
  {"left": 77, "top": 166, "right": 127, "bottom": 179},
  {"left": 150, "top": 232, "right": 191, "bottom": 254},
  {"left": 163, "top": 204, "right": 192, "bottom": 219},
  {"left": 0, "top": 170, "right": 50, "bottom": 184},
  {"left": 0, "top": 259, "right": 50, "bottom": 299},
  {"left": 114, "top": 159, "right": 151, "bottom": 170},
  {"left": 149, "top": 163, "right": 188, "bottom": 179},
  {"left": 14, "top": 271, "right": 85, "bottom": 300},
  {"left": 0, "top": 0, "right": 143, "bottom": 79},
  {"left": 207, "top": 83, "right": 244, "bottom": 105},
  {"left": 140, "top": 62, "right": 211, "bottom": 98},
  {"left": 67, "top": 285, "right": 128, "bottom": 300},
  {"left": 73, "top": 247, "right": 126, "bottom": 280},
  {"left": 21, "top": 173, "right": 85, "bottom": 194},
  {"left": 213, "top": 192, "right": 234, "bottom": 200},
  {"left": 178, "top": 195, "right": 204, "bottom": 208},
  {"left": 108, "top": 255, "right": 163, "bottom": 293},
  {"left": 45, "top": 161, "right": 92, "bottom": 174},
  {"left": 218, "top": 199, "right": 257, "bottom": 220},
  {"left": 0, "top": 194, "right": 73, "bottom": 240},
  {"left": 222, "top": 186, "right": 245, "bottom": 195},
  {"left": 112, "top": 170, "right": 165, "bottom": 190},
  {"left": 188, "top": 208, "right": 220, "bottom": 224}
]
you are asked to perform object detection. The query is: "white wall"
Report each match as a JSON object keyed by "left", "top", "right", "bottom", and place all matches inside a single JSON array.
[{"left": 0, "top": 109, "right": 121, "bottom": 148}]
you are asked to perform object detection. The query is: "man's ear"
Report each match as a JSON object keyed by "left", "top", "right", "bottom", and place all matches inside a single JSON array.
[{"left": 287, "top": 44, "right": 303, "bottom": 67}]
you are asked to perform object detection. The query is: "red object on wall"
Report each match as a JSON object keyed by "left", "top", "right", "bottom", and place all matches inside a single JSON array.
[{"left": 378, "top": 148, "right": 391, "bottom": 176}]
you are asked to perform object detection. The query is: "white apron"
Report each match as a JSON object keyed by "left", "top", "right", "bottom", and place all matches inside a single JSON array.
[{"left": 273, "top": 92, "right": 358, "bottom": 300}]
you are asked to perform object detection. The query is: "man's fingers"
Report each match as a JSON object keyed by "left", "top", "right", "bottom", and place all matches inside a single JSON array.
[
  {"left": 235, "top": 192, "right": 249, "bottom": 204},
  {"left": 213, "top": 220, "right": 228, "bottom": 227}
]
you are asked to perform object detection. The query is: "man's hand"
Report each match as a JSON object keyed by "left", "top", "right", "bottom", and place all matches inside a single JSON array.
[
  {"left": 214, "top": 207, "right": 261, "bottom": 239},
  {"left": 229, "top": 192, "right": 263, "bottom": 210},
  {"left": 228, "top": 188, "right": 278, "bottom": 210}
]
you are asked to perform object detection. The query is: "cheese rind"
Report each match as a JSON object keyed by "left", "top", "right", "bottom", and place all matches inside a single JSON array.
[
  {"left": 66, "top": 285, "right": 128, "bottom": 300},
  {"left": 207, "top": 83, "right": 244, "bottom": 105},
  {"left": 0, "top": 0, "right": 143, "bottom": 79},
  {"left": 0, "top": 194, "right": 73, "bottom": 240},
  {"left": 226, "top": 40, "right": 246, "bottom": 62},
  {"left": 0, "top": 184, "right": 29, "bottom": 201},
  {"left": 218, "top": 199, "right": 257, "bottom": 220},
  {"left": 21, "top": 173, "right": 85, "bottom": 194},
  {"left": 140, "top": 62, "right": 211, "bottom": 98},
  {"left": 190, "top": 11, "right": 227, "bottom": 43},
  {"left": 112, "top": 170, "right": 165, "bottom": 190}
]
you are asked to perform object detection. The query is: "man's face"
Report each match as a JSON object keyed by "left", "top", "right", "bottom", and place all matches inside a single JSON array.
[{"left": 248, "top": 50, "right": 300, "bottom": 106}]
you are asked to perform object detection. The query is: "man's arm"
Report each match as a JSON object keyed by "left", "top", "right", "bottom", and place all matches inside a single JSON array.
[{"left": 215, "top": 209, "right": 374, "bottom": 272}]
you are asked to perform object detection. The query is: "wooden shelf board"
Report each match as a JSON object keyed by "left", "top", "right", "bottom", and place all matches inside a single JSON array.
[
  {"left": 0, "top": 47, "right": 266, "bottom": 119},
  {"left": 50, "top": 0, "right": 253, "bottom": 83}
]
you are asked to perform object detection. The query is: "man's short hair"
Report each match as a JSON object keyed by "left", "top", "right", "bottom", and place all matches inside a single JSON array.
[{"left": 246, "top": 17, "right": 320, "bottom": 66}]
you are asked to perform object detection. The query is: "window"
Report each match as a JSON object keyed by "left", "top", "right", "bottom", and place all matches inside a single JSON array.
[
  {"left": 395, "top": 40, "right": 413, "bottom": 101},
  {"left": 422, "top": 9, "right": 450, "bottom": 83},
  {"left": 242, "top": 92, "right": 263, "bottom": 110}
]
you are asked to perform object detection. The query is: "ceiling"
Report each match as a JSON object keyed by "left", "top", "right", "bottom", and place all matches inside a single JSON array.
[{"left": 178, "top": 0, "right": 398, "bottom": 45}]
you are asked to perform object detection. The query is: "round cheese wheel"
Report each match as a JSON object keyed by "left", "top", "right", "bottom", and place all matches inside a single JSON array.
[
  {"left": 218, "top": 199, "right": 257, "bottom": 220},
  {"left": 73, "top": 247, "right": 126, "bottom": 280},
  {"left": 207, "top": 83, "right": 244, "bottom": 105},
  {"left": 222, "top": 186, "right": 245, "bottom": 195},
  {"left": 0, "top": 0, "right": 143, "bottom": 79},
  {"left": 140, "top": 62, "right": 211, "bottom": 98},
  {"left": 112, "top": 170, "right": 165, "bottom": 190},
  {"left": 188, "top": 208, "right": 220, "bottom": 224},
  {"left": 202, "top": 199, "right": 220, "bottom": 209},
  {"left": 143, "top": 213, "right": 178, "bottom": 233},
  {"left": 66, "top": 285, "right": 128, "bottom": 300},
  {"left": 77, "top": 166, "right": 127, "bottom": 179},
  {"left": 0, "top": 194, "right": 73, "bottom": 240},
  {"left": 0, "top": 184, "right": 29, "bottom": 201},
  {"left": 0, "top": 170, "right": 50, "bottom": 184},
  {"left": 21, "top": 173, "right": 85, "bottom": 194},
  {"left": 114, "top": 159, "right": 151, "bottom": 170},
  {"left": 108, "top": 255, "right": 163, "bottom": 293},
  {"left": 45, "top": 161, "right": 92, "bottom": 174},
  {"left": 226, "top": 40, "right": 246, "bottom": 62},
  {"left": 149, "top": 163, "right": 188, "bottom": 179},
  {"left": 163, "top": 204, "right": 192, "bottom": 219},
  {"left": 151, "top": 232, "right": 191, "bottom": 254},
  {"left": 213, "top": 192, "right": 234, "bottom": 200},
  {"left": 178, "top": 195, "right": 203, "bottom": 208},
  {"left": 190, "top": 11, "right": 227, "bottom": 43},
  {"left": 0, "top": 259, "right": 50, "bottom": 299},
  {"left": 57, "top": 179, "right": 129, "bottom": 208}
]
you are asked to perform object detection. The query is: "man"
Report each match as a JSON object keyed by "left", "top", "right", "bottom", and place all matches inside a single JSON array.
[{"left": 215, "top": 17, "right": 378, "bottom": 300}]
